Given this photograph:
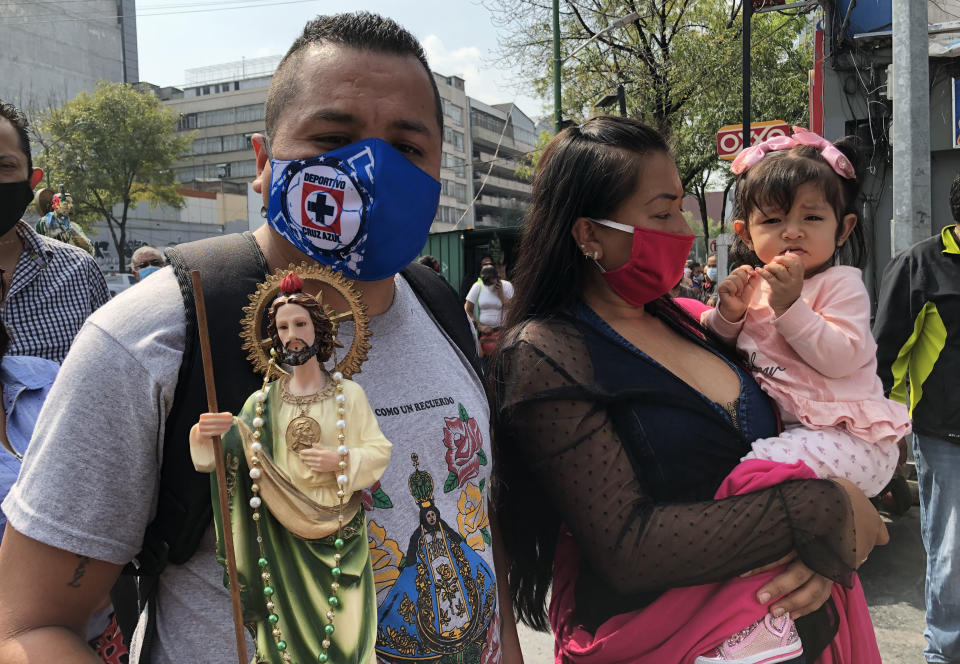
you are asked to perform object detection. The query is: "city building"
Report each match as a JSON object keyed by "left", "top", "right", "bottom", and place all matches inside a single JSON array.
[
  {"left": 153, "top": 56, "right": 278, "bottom": 187},
  {"left": 0, "top": 0, "right": 138, "bottom": 111},
  {"left": 468, "top": 99, "right": 536, "bottom": 228},
  {"left": 88, "top": 185, "right": 250, "bottom": 272},
  {"left": 433, "top": 73, "right": 474, "bottom": 232}
]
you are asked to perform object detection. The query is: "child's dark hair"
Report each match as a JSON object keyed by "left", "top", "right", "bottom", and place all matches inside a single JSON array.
[{"left": 730, "top": 135, "right": 868, "bottom": 269}]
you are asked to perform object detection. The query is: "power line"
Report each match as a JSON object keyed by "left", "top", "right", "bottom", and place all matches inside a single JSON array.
[{"left": 0, "top": 0, "right": 318, "bottom": 26}]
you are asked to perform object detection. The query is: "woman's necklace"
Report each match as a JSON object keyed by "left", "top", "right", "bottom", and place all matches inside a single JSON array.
[
  {"left": 248, "top": 353, "right": 349, "bottom": 663},
  {"left": 279, "top": 375, "right": 335, "bottom": 452}
]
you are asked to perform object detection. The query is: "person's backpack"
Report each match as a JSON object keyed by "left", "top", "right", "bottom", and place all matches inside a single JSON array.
[{"left": 111, "top": 233, "right": 482, "bottom": 661}]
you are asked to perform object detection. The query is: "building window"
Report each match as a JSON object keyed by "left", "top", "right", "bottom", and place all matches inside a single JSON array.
[
  {"left": 235, "top": 104, "right": 264, "bottom": 123},
  {"left": 441, "top": 179, "right": 467, "bottom": 203},
  {"left": 443, "top": 127, "right": 464, "bottom": 151},
  {"left": 442, "top": 152, "right": 466, "bottom": 171},
  {"left": 471, "top": 108, "right": 511, "bottom": 137},
  {"left": 435, "top": 205, "right": 461, "bottom": 224},
  {"left": 441, "top": 99, "right": 463, "bottom": 127},
  {"left": 178, "top": 113, "right": 197, "bottom": 130},
  {"left": 234, "top": 81, "right": 241, "bottom": 91},
  {"left": 197, "top": 107, "right": 235, "bottom": 128},
  {"left": 202, "top": 86, "right": 211, "bottom": 95},
  {"left": 222, "top": 134, "right": 246, "bottom": 152}
]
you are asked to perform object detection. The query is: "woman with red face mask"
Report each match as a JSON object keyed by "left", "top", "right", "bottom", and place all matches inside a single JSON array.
[{"left": 490, "top": 116, "right": 887, "bottom": 664}]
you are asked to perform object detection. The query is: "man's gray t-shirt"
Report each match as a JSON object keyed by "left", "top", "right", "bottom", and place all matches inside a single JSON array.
[{"left": 4, "top": 266, "right": 502, "bottom": 663}]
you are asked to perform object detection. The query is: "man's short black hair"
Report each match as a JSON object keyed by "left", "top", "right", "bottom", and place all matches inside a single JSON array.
[
  {"left": 265, "top": 12, "right": 443, "bottom": 138},
  {"left": 0, "top": 100, "right": 33, "bottom": 173},
  {"left": 951, "top": 173, "right": 960, "bottom": 223}
]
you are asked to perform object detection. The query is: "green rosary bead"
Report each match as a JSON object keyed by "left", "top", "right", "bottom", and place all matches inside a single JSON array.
[
  {"left": 324, "top": 624, "right": 335, "bottom": 636},
  {"left": 268, "top": 614, "right": 279, "bottom": 625},
  {"left": 258, "top": 557, "right": 269, "bottom": 568},
  {"left": 334, "top": 538, "right": 344, "bottom": 550},
  {"left": 276, "top": 640, "right": 287, "bottom": 651},
  {"left": 328, "top": 596, "right": 340, "bottom": 608},
  {"left": 318, "top": 654, "right": 329, "bottom": 663},
  {"left": 331, "top": 567, "right": 341, "bottom": 578},
  {"left": 263, "top": 586, "right": 275, "bottom": 597}
]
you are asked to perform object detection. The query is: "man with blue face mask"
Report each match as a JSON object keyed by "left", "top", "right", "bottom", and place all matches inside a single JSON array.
[
  {"left": 130, "top": 246, "right": 166, "bottom": 281},
  {"left": 0, "top": 13, "right": 520, "bottom": 664}
]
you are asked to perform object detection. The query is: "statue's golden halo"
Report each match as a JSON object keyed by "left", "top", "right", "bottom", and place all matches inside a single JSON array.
[{"left": 239, "top": 263, "right": 371, "bottom": 379}]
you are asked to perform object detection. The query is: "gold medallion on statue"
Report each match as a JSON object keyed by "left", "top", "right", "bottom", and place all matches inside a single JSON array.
[
  {"left": 239, "top": 262, "right": 371, "bottom": 379},
  {"left": 285, "top": 415, "right": 322, "bottom": 452}
]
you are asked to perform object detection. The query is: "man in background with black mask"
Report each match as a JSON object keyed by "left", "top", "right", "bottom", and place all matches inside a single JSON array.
[{"left": 0, "top": 101, "right": 108, "bottom": 363}]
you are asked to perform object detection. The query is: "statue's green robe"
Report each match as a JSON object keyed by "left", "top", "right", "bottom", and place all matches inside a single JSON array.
[{"left": 211, "top": 379, "right": 389, "bottom": 664}]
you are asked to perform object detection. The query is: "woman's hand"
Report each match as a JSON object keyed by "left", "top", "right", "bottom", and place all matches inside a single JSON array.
[
  {"left": 833, "top": 476, "right": 890, "bottom": 564},
  {"left": 716, "top": 265, "right": 758, "bottom": 322},
  {"left": 742, "top": 553, "right": 833, "bottom": 619},
  {"left": 299, "top": 446, "right": 341, "bottom": 473}
]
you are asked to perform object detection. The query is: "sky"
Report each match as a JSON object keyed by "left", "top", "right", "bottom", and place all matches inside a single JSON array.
[{"left": 135, "top": 0, "right": 546, "bottom": 120}]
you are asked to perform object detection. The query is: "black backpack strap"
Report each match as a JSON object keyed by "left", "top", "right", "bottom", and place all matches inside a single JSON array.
[
  {"left": 114, "top": 232, "right": 268, "bottom": 660},
  {"left": 401, "top": 262, "right": 483, "bottom": 379}
]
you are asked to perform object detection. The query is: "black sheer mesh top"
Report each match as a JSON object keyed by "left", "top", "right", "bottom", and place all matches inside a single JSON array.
[{"left": 495, "top": 310, "right": 856, "bottom": 631}]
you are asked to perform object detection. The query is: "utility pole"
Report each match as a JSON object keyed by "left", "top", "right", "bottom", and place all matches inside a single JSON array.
[
  {"left": 742, "top": 1, "right": 752, "bottom": 154},
  {"left": 553, "top": 0, "right": 562, "bottom": 134},
  {"left": 892, "top": 0, "right": 931, "bottom": 254}
]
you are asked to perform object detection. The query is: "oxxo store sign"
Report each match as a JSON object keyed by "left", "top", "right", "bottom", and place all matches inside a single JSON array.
[{"left": 716, "top": 120, "right": 790, "bottom": 160}]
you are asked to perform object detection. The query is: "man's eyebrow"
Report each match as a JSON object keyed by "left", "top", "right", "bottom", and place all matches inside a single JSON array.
[
  {"left": 302, "top": 109, "right": 361, "bottom": 125},
  {"left": 391, "top": 118, "right": 433, "bottom": 136},
  {"left": 0, "top": 153, "right": 20, "bottom": 162}
]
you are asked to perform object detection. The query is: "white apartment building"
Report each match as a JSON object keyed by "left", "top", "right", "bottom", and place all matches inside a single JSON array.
[{"left": 468, "top": 99, "right": 536, "bottom": 228}]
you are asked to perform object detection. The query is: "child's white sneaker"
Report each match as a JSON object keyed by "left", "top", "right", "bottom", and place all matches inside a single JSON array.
[{"left": 694, "top": 613, "right": 802, "bottom": 664}]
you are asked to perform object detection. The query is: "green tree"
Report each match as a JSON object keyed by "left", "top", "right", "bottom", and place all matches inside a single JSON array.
[
  {"left": 36, "top": 82, "right": 191, "bottom": 271},
  {"left": 488, "top": 0, "right": 812, "bottom": 204}
]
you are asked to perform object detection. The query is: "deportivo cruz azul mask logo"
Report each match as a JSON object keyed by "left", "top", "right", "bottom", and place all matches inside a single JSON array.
[
  {"left": 268, "top": 138, "right": 442, "bottom": 282},
  {"left": 281, "top": 155, "right": 369, "bottom": 254}
]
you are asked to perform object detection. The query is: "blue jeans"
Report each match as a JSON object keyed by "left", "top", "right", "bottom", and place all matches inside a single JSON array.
[{"left": 914, "top": 432, "right": 960, "bottom": 663}]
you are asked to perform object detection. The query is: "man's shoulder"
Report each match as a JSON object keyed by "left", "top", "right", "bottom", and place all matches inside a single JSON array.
[
  {"left": 87, "top": 267, "right": 186, "bottom": 350},
  {"left": 35, "top": 233, "right": 101, "bottom": 271}
]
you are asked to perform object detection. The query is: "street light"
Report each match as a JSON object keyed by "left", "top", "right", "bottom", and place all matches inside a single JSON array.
[
  {"left": 552, "top": 6, "right": 640, "bottom": 132},
  {"left": 595, "top": 83, "right": 627, "bottom": 117}
]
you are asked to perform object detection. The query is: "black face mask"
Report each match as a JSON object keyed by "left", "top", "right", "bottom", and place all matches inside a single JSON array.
[{"left": 0, "top": 180, "right": 34, "bottom": 234}]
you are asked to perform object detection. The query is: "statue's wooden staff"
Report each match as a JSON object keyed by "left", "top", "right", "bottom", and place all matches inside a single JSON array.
[{"left": 191, "top": 270, "right": 248, "bottom": 664}]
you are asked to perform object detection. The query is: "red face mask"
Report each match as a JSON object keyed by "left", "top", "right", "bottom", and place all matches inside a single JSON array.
[{"left": 590, "top": 218, "right": 695, "bottom": 306}]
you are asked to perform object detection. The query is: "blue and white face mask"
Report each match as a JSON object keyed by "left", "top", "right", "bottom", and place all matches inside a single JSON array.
[{"left": 267, "top": 138, "right": 441, "bottom": 281}]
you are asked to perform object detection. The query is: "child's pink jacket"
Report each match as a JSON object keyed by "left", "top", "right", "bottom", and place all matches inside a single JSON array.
[{"left": 702, "top": 266, "right": 910, "bottom": 445}]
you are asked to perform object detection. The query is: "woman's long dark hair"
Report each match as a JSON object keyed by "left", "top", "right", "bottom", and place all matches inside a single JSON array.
[{"left": 492, "top": 116, "right": 738, "bottom": 630}]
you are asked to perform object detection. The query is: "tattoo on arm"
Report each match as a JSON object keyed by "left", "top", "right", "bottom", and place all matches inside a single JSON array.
[{"left": 66, "top": 555, "right": 91, "bottom": 588}]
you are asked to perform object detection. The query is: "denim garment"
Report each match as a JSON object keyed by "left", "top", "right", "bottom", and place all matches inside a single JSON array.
[
  {"left": 913, "top": 432, "right": 960, "bottom": 663},
  {"left": 574, "top": 303, "right": 779, "bottom": 502},
  {"left": 0, "top": 355, "right": 59, "bottom": 539}
]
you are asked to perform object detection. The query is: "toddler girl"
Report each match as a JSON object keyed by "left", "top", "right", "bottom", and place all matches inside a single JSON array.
[{"left": 696, "top": 128, "right": 911, "bottom": 663}]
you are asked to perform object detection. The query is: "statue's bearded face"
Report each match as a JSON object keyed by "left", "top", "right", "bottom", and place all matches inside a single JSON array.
[{"left": 275, "top": 302, "right": 320, "bottom": 366}]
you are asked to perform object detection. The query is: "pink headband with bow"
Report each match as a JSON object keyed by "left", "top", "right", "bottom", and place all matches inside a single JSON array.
[{"left": 730, "top": 126, "right": 856, "bottom": 180}]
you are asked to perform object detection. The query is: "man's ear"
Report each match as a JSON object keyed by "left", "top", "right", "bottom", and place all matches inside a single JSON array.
[
  {"left": 29, "top": 168, "right": 43, "bottom": 189},
  {"left": 733, "top": 219, "right": 753, "bottom": 249},
  {"left": 251, "top": 134, "right": 270, "bottom": 197}
]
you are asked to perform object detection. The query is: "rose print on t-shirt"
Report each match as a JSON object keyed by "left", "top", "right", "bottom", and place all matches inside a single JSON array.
[
  {"left": 442, "top": 403, "right": 488, "bottom": 492},
  {"left": 367, "top": 519, "right": 404, "bottom": 603},
  {"left": 457, "top": 480, "right": 491, "bottom": 551},
  {"left": 363, "top": 480, "right": 394, "bottom": 511}
]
